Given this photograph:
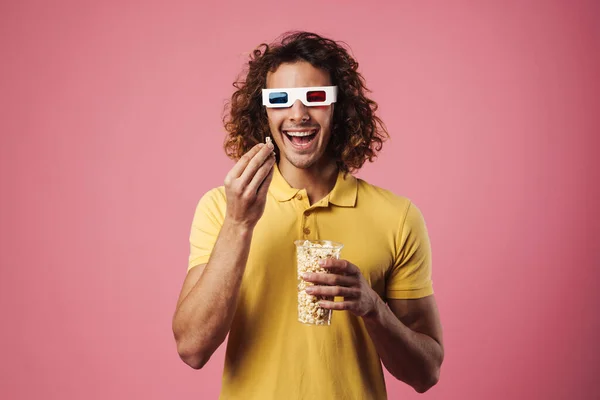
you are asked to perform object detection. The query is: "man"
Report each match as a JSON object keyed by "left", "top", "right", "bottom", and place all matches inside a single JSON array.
[{"left": 173, "top": 31, "right": 443, "bottom": 399}]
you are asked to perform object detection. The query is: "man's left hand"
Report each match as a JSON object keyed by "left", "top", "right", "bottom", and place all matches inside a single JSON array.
[{"left": 302, "top": 258, "right": 382, "bottom": 318}]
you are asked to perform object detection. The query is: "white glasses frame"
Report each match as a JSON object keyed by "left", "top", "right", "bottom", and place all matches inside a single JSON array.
[{"left": 261, "top": 86, "right": 338, "bottom": 108}]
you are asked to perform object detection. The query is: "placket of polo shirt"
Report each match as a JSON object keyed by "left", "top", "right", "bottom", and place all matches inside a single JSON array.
[
  {"left": 300, "top": 196, "right": 330, "bottom": 239},
  {"left": 293, "top": 190, "right": 310, "bottom": 237}
]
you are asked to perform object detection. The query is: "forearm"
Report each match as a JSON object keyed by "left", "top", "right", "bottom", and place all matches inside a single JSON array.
[
  {"left": 173, "top": 219, "right": 253, "bottom": 368},
  {"left": 362, "top": 298, "right": 443, "bottom": 393}
]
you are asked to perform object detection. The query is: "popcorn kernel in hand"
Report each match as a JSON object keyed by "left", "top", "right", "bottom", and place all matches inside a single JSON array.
[{"left": 265, "top": 136, "right": 276, "bottom": 156}]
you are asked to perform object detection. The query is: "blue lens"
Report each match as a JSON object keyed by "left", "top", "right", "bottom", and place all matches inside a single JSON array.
[{"left": 269, "top": 92, "right": 288, "bottom": 104}]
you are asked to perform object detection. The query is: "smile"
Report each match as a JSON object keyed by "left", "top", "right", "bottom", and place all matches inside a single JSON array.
[{"left": 282, "top": 129, "right": 318, "bottom": 149}]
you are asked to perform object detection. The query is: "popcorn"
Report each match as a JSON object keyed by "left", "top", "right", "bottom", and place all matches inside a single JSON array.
[
  {"left": 294, "top": 240, "right": 343, "bottom": 326},
  {"left": 265, "top": 136, "right": 276, "bottom": 157}
]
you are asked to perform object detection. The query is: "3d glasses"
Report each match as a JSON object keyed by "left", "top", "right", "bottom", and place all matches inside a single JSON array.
[{"left": 262, "top": 86, "right": 338, "bottom": 108}]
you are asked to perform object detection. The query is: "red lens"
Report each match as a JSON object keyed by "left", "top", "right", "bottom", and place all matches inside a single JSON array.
[{"left": 306, "top": 90, "right": 326, "bottom": 103}]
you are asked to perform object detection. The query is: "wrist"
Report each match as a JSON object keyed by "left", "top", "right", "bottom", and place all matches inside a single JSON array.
[
  {"left": 362, "top": 293, "right": 386, "bottom": 322},
  {"left": 222, "top": 218, "right": 254, "bottom": 238}
]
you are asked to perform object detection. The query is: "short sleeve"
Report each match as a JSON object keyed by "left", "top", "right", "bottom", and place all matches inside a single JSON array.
[
  {"left": 188, "top": 188, "right": 227, "bottom": 271},
  {"left": 386, "top": 202, "right": 434, "bottom": 299}
]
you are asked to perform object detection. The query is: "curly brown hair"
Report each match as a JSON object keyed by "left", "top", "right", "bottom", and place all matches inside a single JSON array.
[{"left": 223, "top": 31, "right": 389, "bottom": 173}]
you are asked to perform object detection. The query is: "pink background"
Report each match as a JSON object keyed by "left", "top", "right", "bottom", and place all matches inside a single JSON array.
[{"left": 1, "top": 1, "right": 599, "bottom": 399}]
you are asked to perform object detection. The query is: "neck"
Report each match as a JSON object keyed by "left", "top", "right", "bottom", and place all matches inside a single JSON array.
[{"left": 278, "top": 158, "right": 338, "bottom": 205}]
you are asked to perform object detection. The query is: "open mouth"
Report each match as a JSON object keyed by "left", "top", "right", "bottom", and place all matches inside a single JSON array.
[{"left": 282, "top": 129, "right": 318, "bottom": 149}]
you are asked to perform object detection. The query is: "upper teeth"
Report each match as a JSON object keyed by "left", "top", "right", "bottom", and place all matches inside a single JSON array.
[{"left": 285, "top": 130, "right": 315, "bottom": 137}]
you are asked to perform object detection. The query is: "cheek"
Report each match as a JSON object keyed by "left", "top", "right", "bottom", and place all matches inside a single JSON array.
[
  {"left": 312, "top": 109, "right": 333, "bottom": 130},
  {"left": 266, "top": 111, "right": 281, "bottom": 130}
]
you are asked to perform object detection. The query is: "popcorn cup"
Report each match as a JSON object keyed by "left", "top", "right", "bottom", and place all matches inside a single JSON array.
[{"left": 294, "top": 240, "right": 344, "bottom": 326}]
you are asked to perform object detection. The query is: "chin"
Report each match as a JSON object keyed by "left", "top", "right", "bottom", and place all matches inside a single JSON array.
[{"left": 282, "top": 152, "right": 323, "bottom": 170}]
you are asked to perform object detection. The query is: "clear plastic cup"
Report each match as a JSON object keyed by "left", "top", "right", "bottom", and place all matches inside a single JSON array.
[{"left": 294, "top": 240, "right": 344, "bottom": 326}]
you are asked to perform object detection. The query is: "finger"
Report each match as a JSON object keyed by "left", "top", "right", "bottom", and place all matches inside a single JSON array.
[
  {"left": 237, "top": 142, "right": 275, "bottom": 187},
  {"left": 302, "top": 272, "right": 357, "bottom": 287},
  {"left": 246, "top": 154, "right": 275, "bottom": 194},
  {"left": 318, "top": 300, "right": 354, "bottom": 311},
  {"left": 305, "top": 285, "right": 360, "bottom": 298},
  {"left": 226, "top": 144, "right": 264, "bottom": 181},
  {"left": 319, "top": 259, "right": 360, "bottom": 276}
]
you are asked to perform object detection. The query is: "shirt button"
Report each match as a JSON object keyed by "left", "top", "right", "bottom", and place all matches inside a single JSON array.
[
  {"left": 303, "top": 227, "right": 311, "bottom": 235},
  {"left": 304, "top": 210, "right": 312, "bottom": 216},
  {"left": 296, "top": 194, "right": 303, "bottom": 200}
]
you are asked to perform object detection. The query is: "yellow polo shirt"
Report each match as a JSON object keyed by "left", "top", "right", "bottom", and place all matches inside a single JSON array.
[{"left": 188, "top": 164, "right": 434, "bottom": 400}]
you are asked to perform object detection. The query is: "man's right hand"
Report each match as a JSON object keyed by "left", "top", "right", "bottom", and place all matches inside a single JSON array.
[
  {"left": 174, "top": 141, "right": 276, "bottom": 369},
  {"left": 223, "top": 141, "right": 276, "bottom": 228}
]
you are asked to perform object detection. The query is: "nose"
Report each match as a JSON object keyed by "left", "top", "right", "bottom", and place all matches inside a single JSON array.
[{"left": 289, "top": 99, "right": 310, "bottom": 122}]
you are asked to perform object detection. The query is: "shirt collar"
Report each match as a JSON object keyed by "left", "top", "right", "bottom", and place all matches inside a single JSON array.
[
  {"left": 269, "top": 163, "right": 357, "bottom": 207},
  {"left": 269, "top": 164, "right": 301, "bottom": 202}
]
